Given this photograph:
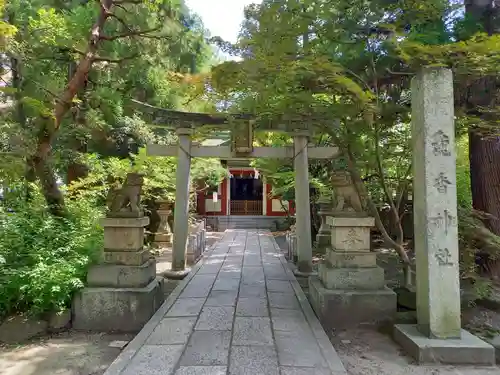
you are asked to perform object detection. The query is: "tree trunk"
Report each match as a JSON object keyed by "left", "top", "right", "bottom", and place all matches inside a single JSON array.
[
  {"left": 27, "top": 0, "right": 113, "bottom": 215},
  {"left": 469, "top": 133, "right": 500, "bottom": 234},
  {"left": 466, "top": 0, "right": 500, "bottom": 278}
]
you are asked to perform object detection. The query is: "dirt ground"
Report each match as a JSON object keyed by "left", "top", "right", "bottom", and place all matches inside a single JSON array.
[
  {"left": 0, "top": 331, "right": 134, "bottom": 375},
  {"left": 332, "top": 327, "right": 499, "bottom": 375}
]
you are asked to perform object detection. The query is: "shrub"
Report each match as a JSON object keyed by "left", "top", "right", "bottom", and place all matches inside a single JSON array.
[{"left": 0, "top": 185, "right": 103, "bottom": 318}]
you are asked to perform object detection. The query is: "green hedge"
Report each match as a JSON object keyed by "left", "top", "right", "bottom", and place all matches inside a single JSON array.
[{"left": 0, "top": 187, "right": 103, "bottom": 318}]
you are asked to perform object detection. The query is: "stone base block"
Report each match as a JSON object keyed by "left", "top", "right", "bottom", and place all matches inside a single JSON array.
[
  {"left": 393, "top": 324, "right": 495, "bottom": 365},
  {"left": 309, "top": 276, "right": 396, "bottom": 329},
  {"left": 318, "top": 263, "right": 385, "bottom": 289},
  {"left": 315, "top": 233, "right": 330, "bottom": 252},
  {"left": 102, "top": 248, "right": 150, "bottom": 266},
  {"left": 87, "top": 259, "right": 156, "bottom": 288},
  {"left": 154, "top": 232, "right": 172, "bottom": 246},
  {"left": 101, "top": 217, "right": 149, "bottom": 251},
  {"left": 72, "top": 277, "right": 164, "bottom": 332},
  {"left": 326, "top": 250, "right": 377, "bottom": 268},
  {"left": 162, "top": 268, "right": 191, "bottom": 280}
]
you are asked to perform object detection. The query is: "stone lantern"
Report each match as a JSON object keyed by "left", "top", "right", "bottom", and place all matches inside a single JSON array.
[{"left": 153, "top": 200, "right": 173, "bottom": 248}]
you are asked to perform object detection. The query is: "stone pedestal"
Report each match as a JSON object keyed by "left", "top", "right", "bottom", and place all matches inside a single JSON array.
[
  {"left": 393, "top": 68, "right": 494, "bottom": 365},
  {"left": 186, "top": 220, "right": 206, "bottom": 265},
  {"left": 309, "top": 216, "right": 396, "bottom": 329},
  {"left": 153, "top": 202, "right": 173, "bottom": 248},
  {"left": 315, "top": 199, "right": 334, "bottom": 253},
  {"left": 286, "top": 229, "right": 297, "bottom": 263},
  {"left": 73, "top": 216, "right": 165, "bottom": 332}
]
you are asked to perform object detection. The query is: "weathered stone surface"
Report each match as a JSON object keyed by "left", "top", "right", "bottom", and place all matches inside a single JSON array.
[
  {"left": 0, "top": 315, "right": 48, "bottom": 343},
  {"left": 236, "top": 297, "right": 269, "bottom": 317},
  {"left": 268, "top": 292, "right": 300, "bottom": 310},
  {"left": 279, "top": 367, "right": 332, "bottom": 375},
  {"left": 270, "top": 308, "right": 310, "bottom": 333},
  {"left": 239, "top": 284, "right": 266, "bottom": 298},
  {"left": 104, "top": 226, "right": 145, "bottom": 251},
  {"left": 146, "top": 317, "right": 196, "bottom": 345},
  {"left": 72, "top": 277, "right": 164, "bottom": 332},
  {"left": 87, "top": 258, "right": 155, "bottom": 287},
  {"left": 330, "top": 226, "right": 371, "bottom": 252},
  {"left": 166, "top": 298, "right": 206, "bottom": 317},
  {"left": 213, "top": 276, "right": 240, "bottom": 291},
  {"left": 326, "top": 216, "right": 374, "bottom": 228},
  {"left": 120, "top": 344, "right": 184, "bottom": 375},
  {"left": 195, "top": 306, "right": 234, "bottom": 330},
  {"left": 187, "top": 234, "right": 202, "bottom": 265},
  {"left": 102, "top": 249, "right": 150, "bottom": 266},
  {"left": 101, "top": 216, "right": 150, "bottom": 228},
  {"left": 411, "top": 67, "right": 461, "bottom": 340},
  {"left": 233, "top": 317, "right": 274, "bottom": 345},
  {"left": 206, "top": 290, "right": 238, "bottom": 307},
  {"left": 309, "top": 276, "right": 396, "bottom": 329},
  {"left": 153, "top": 232, "right": 172, "bottom": 248},
  {"left": 266, "top": 279, "right": 294, "bottom": 294},
  {"left": 393, "top": 324, "right": 495, "bottom": 365},
  {"left": 488, "top": 335, "right": 500, "bottom": 363},
  {"left": 180, "top": 330, "right": 231, "bottom": 366},
  {"left": 229, "top": 345, "right": 279, "bottom": 375},
  {"left": 318, "top": 263, "right": 385, "bottom": 290},
  {"left": 275, "top": 330, "right": 327, "bottom": 367},
  {"left": 326, "top": 250, "right": 377, "bottom": 268},
  {"left": 176, "top": 367, "right": 227, "bottom": 375},
  {"left": 47, "top": 309, "right": 71, "bottom": 331},
  {"left": 263, "top": 265, "right": 288, "bottom": 280}
]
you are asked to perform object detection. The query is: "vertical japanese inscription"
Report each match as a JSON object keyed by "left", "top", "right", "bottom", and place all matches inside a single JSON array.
[
  {"left": 429, "top": 209, "right": 457, "bottom": 235},
  {"left": 435, "top": 248, "right": 454, "bottom": 266},
  {"left": 434, "top": 172, "right": 452, "bottom": 194},
  {"left": 431, "top": 130, "right": 451, "bottom": 156}
]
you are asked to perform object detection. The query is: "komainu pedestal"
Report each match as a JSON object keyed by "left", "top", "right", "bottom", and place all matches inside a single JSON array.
[
  {"left": 309, "top": 216, "right": 396, "bottom": 329},
  {"left": 73, "top": 173, "right": 164, "bottom": 332}
]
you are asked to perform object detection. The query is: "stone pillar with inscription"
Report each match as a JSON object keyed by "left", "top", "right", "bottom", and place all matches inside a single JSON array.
[
  {"left": 73, "top": 173, "right": 164, "bottom": 332},
  {"left": 393, "top": 67, "right": 494, "bottom": 364}
]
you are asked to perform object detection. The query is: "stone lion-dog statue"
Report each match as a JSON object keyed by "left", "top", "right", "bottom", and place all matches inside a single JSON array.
[
  {"left": 330, "top": 170, "right": 365, "bottom": 213},
  {"left": 106, "top": 172, "right": 144, "bottom": 217}
]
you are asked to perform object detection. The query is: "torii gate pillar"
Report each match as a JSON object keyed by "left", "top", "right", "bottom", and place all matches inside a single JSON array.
[
  {"left": 293, "top": 131, "right": 313, "bottom": 274},
  {"left": 167, "top": 127, "right": 193, "bottom": 278}
]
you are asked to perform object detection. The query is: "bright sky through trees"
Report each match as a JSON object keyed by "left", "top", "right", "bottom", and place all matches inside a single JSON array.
[{"left": 185, "top": 0, "right": 259, "bottom": 60}]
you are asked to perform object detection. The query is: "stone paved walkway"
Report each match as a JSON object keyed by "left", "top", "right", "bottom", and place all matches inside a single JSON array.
[{"left": 104, "top": 230, "right": 347, "bottom": 375}]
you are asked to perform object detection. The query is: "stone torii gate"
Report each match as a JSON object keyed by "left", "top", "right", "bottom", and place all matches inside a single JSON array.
[{"left": 135, "top": 102, "right": 339, "bottom": 278}]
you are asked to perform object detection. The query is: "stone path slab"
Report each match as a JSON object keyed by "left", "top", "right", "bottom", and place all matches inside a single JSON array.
[{"left": 103, "top": 230, "right": 347, "bottom": 375}]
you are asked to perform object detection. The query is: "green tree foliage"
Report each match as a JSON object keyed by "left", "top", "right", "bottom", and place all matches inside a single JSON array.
[
  {"left": 1, "top": 0, "right": 217, "bottom": 214},
  {"left": 0, "top": 0, "right": 225, "bottom": 317},
  {"left": 210, "top": 0, "right": 499, "bottom": 280}
]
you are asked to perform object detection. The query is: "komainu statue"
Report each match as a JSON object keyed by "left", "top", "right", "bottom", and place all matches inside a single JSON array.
[
  {"left": 106, "top": 173, "right": 144, "bottom": 217},
  {"left": 330, "top": 170, "right": 365, "bottom": 214}
]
